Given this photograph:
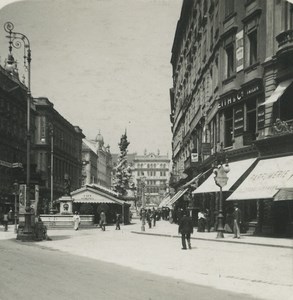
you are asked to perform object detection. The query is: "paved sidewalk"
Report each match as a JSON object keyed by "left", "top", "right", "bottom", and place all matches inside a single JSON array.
[
  {"left": 1, "top": 220, "right": 293, "bottom": 248},
  {"left": 131, "top": 219, "right": 293, "bottom": 249}
]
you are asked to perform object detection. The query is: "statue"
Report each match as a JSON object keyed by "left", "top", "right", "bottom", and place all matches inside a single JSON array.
[{"left": 64, "top": 174, "right": 71, "bottom": 196}]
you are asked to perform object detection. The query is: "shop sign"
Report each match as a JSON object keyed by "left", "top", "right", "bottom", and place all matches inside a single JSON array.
[
  {"left": 218, "top": 80, "right": 263, "bottom": 109},
  {"left": 191, "top": 153, "right": 199, "bottom": 163},
  {"left": 236, "top": 30, "right": 244, "bottom": 72},
  {"left": 202, "top": 143, "right": 211, "bottom": 155},
  {"left": 0, "top": 160, "right": 12, "bottom": 168}
]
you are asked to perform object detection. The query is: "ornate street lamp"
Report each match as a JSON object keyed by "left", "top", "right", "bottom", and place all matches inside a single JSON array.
[
  {"left": 213, "top": 159, "right": 230, "bottom": 238},
  {"left": 13, "top": 182, "right": 19, "bottom": 234},
  {"left": 140, "top": 176, "right": 146, "bottom": 231},
  {"left": 49, "top": 123, "right": 54, "bottom": 214},
  {"left": 4, "top": 22, "right": 33, "bottom": 240}
]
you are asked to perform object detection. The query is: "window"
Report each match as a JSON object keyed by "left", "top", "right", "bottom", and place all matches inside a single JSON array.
[
  {"left": 225, "top": 0, "right": 234, "bottom": 18},
  {"left": 225, "top": 44, "right": 234, "bottom": 78},
  {"left": 285, "top": 2, "right": 293, "bottom": 30},
  {"left": 246, "top": 99, "right": 257, "bottom": 140},
  {"left": 248, "top": 30, "right": 257, "bottom": 65},
  {"left": 224, "top": 108, "right": 233, "bottom": 147}
]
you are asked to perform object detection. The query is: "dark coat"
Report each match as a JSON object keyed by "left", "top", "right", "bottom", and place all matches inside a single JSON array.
[
  {"left": 178, "top": 215, "right": 194, "bottom": 234},
  {"left": 232, "top": 208, "right": 242, "bottom": 224}
]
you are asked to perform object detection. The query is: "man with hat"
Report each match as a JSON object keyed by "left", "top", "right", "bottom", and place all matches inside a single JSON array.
[
  {"left": 178, "top": 210, "right": 193, "bottom": 250},
  {"left": 232, "top": 203, "right": 242, "bottom": 239}
]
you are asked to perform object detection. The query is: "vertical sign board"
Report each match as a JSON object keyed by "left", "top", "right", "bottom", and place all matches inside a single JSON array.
[
  {"left": 19, "top": 184, "right": 26, "bottom": 221},
  {"left": 191, "top": 153, "right": 199, "bottom": 163},
  {"left": 257, "top": 105, "right": 265, "bottom": 129},
  {"left": 236, "top": 30, "right": 244, "bottom": 72},
  {"left": 234, "top": 106, "right": 244, "bottom": 136}
]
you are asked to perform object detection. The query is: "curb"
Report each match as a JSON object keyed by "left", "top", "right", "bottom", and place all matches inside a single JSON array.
[{"left": 131, "top": 231, "right": 293, "bottom": 249}]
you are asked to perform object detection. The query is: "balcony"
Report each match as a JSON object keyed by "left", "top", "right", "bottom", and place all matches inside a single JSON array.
[{"left": 276, "top": 29, "right": 293, "bottom": 62}]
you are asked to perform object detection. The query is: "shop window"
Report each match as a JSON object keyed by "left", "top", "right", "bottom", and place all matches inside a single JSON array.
[
  {"left": 248, "top": 30, "right": 258, "bottom": 65},
  {"left": 225, "top": 44, "right": 235, "bottom": 78},
  {"left": 224, "top": 108, "right": 233, "bottom": 147},
  {"left": 246, "top": 99, "right": 257, "bottom": 140},
  {"left": 225, "top": 0, "right": 234, "bottom": 18}
]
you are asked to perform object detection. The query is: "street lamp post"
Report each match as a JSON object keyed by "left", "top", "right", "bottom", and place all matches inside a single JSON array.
[
  {"left": 213, "top": 159, "right": 230, "bottom": 238},
  {"left": 13, "top": 182, "right": 19, "bottom": 234},
  {"left": 49, "top": 123, "right": 54, "bottom": 214},
  {"left": 4, "top": 22, "right": 34, "bottom": 240},
  {"left": 140, "top": 176, "right": 146, "bottom": 231}
]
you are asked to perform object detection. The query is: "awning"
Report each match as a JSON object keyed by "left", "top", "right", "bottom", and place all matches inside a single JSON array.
[
  {"left": 166, "top": 188, "right": 189, "bottom": 207},
  {"left": 227, "top": 155, "right": 293, "bottom": 201},
  {"left": 192, "top": 158, "right": 257, "bottom": 194},
  {"left": 71, "top": 187, "right": 127, "bottom": 205},
  {"left": 260, "top": 79, "right": 293, "bottom": 106},
  {"left": 159, "top": 195, "right": 171, "bottom": 208}
]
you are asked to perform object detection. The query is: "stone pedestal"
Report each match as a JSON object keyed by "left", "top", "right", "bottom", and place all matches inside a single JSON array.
[{"left": 59, "top": 196, "right": 73, "bottom": 215}]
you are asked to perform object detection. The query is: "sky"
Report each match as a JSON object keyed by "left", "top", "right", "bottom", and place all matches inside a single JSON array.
[{"left": 0, "top": 0, "right": 182, "bottom": 155}]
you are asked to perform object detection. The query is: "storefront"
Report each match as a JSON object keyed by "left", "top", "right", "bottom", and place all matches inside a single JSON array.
[
  {"left": 71, "top": 185, "right": 130, "bottom": 225},
  {"left": 227, "top": 155, "right": 293, "bottom": 236}
]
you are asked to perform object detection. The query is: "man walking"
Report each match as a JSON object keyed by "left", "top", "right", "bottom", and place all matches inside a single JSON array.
[
  {"left": 178, "top": 211, "right": 193, "bottom": 250},
  {"left": 3, "top": 212, "right": 8, "bottom": 231},
  {"left": 232, "top": 203, "right": 242, "bottom": 239}
]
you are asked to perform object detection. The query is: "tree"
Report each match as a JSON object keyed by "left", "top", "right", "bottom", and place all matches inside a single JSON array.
[{"left": 113, "top": 132, "right": 135, "bottom": 196}]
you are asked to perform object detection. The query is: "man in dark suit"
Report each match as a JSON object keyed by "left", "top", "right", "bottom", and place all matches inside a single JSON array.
[
  {"left": 178, "top": 211, "right": 193, "bottom": 250},
  {"left": 232, "top": 203, "right": 242, "bottom": 239}
]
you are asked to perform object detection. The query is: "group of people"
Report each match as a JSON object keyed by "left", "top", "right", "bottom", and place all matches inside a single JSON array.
[
  {"left": 178, "top": 204, "right": 242, "bottom": 250},
  {"left": 140, "top": 208, "right": 158, "bottom": 229},
  {"left": 72, "top": 210, "right": 122, "bottom": 231}
]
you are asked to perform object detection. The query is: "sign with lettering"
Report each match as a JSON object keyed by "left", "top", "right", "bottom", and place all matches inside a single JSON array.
[
  {"left": 191, "top": 153, "right": 199, "bottom": 163},
  {"left": 257, "top": 105, "right": 265, "bottom": 129},
  {"left": 236, "top": 30, "right": 244, "bottom": 72},
  {"left": 234, "top": 106, "right": 244, "bottom": 136},
  {"left": 218, "top": 80, "right": 263, "bottom": 109},
  {"left": 202, "top": 143, "right": 211, "bottom": 155}
]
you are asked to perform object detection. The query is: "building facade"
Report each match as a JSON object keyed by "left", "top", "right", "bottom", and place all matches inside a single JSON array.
[
  {"left": 0, "top": 57, "right": 32, "bottom": 213},
  {"left": 81, "top": 132, "right": 112, "bottom": 188},
  {"left": 170, "top": 0, "right": 293, "bottom": 236},
  {"left": 33, "top": 97, "right": 85, "bottom": 213},
  {"left": 133, "top": 151, "right": 170, "bottom": 206}
]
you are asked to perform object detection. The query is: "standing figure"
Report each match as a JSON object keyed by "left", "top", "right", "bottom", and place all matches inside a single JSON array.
[
  {"left": 152, "top": 208, "right": 157, "bottom": 227},
  {"left": 146, "top": 209, "right": 152, "bottom": 228},
  {"left": 205, "top": 209, "right": 211, "bottom": 232},
  {"left": 197, "top": 209, "right": 206, "bottom": 232},
  {"left": 232, "top": 204, "right": 242, "bottom": 239},
  {"left": 115, "top": 213, "right": 121, "bottom": 230},
  {"left": 178, "top": 211, "right": 193, "bottom": 250},
  {"left": 100, "top": 210, "right": 106, "bottom": 231},
  {"left": 3, "top": 212, "right": 8, "bottom": 231},
  {"left": 72, "top": 211, "right": 81, "bottom": 231}
]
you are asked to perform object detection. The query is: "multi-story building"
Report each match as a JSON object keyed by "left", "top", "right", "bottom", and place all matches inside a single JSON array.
[
  {"left": 112, "top": 151, "right": 170, "bottom": 206},
  {"left": 34, "top": 97, "right": 85, "bottom": 212},
  {"left": 133, "top": 151, "right": 170, "bottom": 206},
  {"left": 0, "top": 55, "right": 32, "bottom": 213},
  {"left": 170, "top": 0, "right": 293, "bottom": 236},
  {"left": 82, "top": 132, "right": 112, "bottom": 188}
]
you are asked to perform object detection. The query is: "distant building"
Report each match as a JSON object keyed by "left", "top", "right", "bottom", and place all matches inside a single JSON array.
[
  {"left": 82, "top": 132, "right": 112, "bottom": 188},
  {"left": 34, "top": 97, "right": 85, "bottom": 212}
]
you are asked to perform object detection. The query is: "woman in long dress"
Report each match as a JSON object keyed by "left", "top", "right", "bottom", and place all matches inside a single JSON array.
[{"left": 72, "top": 211, "right": 81, "bottom": 230}]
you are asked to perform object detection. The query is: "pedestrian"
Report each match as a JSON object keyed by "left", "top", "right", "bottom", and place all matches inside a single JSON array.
[
  {"left": 197, "top": 209, "right": 206, "bottom": 232},
  {"left": 205, "top": 209, "right": 211, "bottom": 232},
  {"left": 115, "top": 213, "right": 121, "bottom": 230},
  {"left": 3, "top": 212, "right": 8, "bottom": 231},
  {"left": 152, "top": 208, "right": 157, "bottom": 227},
  {"left": 72, "top": 211, "right": 81, "bottom": 231},
  {"left": 232, "top": 203, "right": 242, "bottom": 239},
  {"left": 100, "top": 210, "right": 106, "bottom": 231},
  {"left": 178, "top": 210, "right": 193, "bottom": 250},
  {"left": 146, "top": 209, "right": 152, "bottom": 228}
]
